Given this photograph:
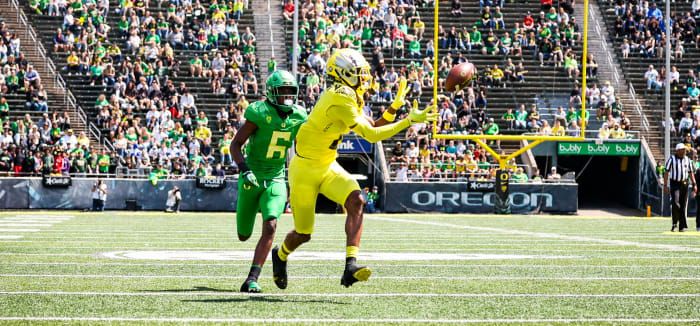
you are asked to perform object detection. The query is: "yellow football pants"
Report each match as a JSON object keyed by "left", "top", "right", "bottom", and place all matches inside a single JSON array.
[{"left": 288, "top": 154, "right": 360, "bottom": 234}]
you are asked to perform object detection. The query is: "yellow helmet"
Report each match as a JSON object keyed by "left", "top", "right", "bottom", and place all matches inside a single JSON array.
[{"left": 326, "top": 48, "right": 373, "bottom": 95}]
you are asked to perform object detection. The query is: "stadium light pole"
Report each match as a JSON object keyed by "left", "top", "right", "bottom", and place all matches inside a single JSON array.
[
  {"left": 664, "top": 0, "right": 671, "bottom": 161},
  {"left": 291, "top": 0, "right": 299, "bottom": 80}
]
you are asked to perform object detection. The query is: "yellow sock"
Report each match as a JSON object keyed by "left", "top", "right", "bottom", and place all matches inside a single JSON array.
[
  {"left": 278, "top": 243, "right": 292, "bottom": 261},
  {"left": 346, "top": 246, "right": 359, "bottom": 259}
]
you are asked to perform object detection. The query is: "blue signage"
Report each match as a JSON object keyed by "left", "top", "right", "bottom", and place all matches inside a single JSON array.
[{"left": 337, "top": 137, "right": 373, "bottom": 154}]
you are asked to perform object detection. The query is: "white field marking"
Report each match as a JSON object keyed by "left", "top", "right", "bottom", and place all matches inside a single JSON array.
[
  {"left": 0, "top": 224, "right": 53, "bottom": 227},
  {"left": 2, "top": 274, "right": 698, "bottom": 280},
  {"left": 1, "top": 253, "right": 697, "bottom": 259},
  {"left": 0, "top": 229, "right": 40, "bottom": 232},
  {"left": 6, "top": 262, "right": 700, "bottom": 268},
  {"left": 96, "top": 250, "right": 583, "bottom": 261},
  {"left": 12, "top": 215, "right": 74, "bottom": 218},
  {"left": 0, "top": 235, "right": 22, "bottom": 239},
  {"left": 4, "top": 246, "right": 678, "bottom": 253},
  {"left": 1, "top": 291, "right": 699, "bottom": 298},
  {"left": 3, "top": 217, "right": 72, "bottom": 220},
  {"left": 370, "top": 216, "right": 700, "bottom": 253},
  {"left": 29, "top": 229, "right": 680, "bottom": 236},
  {"left": 1, "top": 240, "right": 672, "bottom": 247},
  {"left": 0, "top": 253, "right": 85, "bottom": 256},
  {"left": 0, "top": 221, "right": 64, "bottom": 225},
  {"left": 10, "top": 235, "right": 681, "bottom": 240},
  {"left": 0, "top": 317, "right": 698, "bottom": 324}
]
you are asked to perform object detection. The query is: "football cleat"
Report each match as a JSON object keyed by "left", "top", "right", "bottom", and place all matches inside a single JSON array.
[
  {"left": 341, "top": 264, "right": 372, "bottom": 288},
  {"left": 271, "top": 246, "right": 288, "bottom": 289},
  {"left": 240, "top": 280, "right": 262, "bottom": 293}
]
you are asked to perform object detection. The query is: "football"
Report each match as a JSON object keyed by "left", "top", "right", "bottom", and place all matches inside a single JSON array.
[{"left": 445, "top": 62, "right": 477, "bottom": 92}]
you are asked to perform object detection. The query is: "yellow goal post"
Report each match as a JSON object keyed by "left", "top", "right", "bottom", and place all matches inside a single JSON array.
[{"left": 430, "top": 0, "right": 590, "bottom": 169}]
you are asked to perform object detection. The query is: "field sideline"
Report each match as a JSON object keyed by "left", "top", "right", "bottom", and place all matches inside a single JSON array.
[{"left": 0, "top": 211, "right": 698, "bottom": 325}]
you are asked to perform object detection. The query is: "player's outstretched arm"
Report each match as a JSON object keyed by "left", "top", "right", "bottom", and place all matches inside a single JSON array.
[
  {"left": 352, "top": 101, "right": 438, "bottom": 143},
  {"left": 231, "top": 120, "right": 260, "bottom": 188}
]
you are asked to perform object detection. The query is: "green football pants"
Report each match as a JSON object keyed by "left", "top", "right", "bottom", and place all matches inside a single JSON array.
[{"left": 236, "top": 179, "right": 287, "bottom": 237}]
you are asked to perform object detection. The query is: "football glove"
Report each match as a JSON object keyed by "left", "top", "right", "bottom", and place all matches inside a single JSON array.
[
  {"left": 408, "top": 100, "right": 439, "bottom": 124},
  {"left": 239, "top": 163, "right": 259, "bottom": 188},
  {"left": 390, "top": 78, "right": 409, "bottom": 110}
]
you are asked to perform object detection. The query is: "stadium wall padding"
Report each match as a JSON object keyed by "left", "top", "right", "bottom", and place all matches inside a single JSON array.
[
  {"left": 382, "top": 182, "right": 578, "bottom": 214},
  {"left": 0, "top": 178, "right": 237, "bottom": 211}
]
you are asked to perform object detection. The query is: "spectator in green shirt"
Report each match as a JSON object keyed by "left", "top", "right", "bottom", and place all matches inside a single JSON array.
[
  {"left": 484, "top": 118, "right": 500, "bottom": 148},
  {"left": 0, "top": 97, "right": 8, "bottom": 121},
  {"left": 501, "top": 108, "right": 515, "bottom": 129},
  {"left": 89, "top": 62, "right": 105, "bottom": 86},
  {"left": 512, "top": 167, "right": 529, "bottom": 183},
  {"left": 409, "top": 39, "right": 421, "bottom": 59},
  {"left": 97, "top": 149, "right": 111, "bottom": 174},
  {"left": 514, "top": 104, "right": 528, "bottom": 129}
]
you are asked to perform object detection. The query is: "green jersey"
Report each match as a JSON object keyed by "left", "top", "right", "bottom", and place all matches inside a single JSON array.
[{"left": 243, "top": 101, "right": 307, "bottom": 180}]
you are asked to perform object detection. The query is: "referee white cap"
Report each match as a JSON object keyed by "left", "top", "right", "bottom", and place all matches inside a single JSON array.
[{"left": 676, "top": 143, "right": 687, "bottom": 151}]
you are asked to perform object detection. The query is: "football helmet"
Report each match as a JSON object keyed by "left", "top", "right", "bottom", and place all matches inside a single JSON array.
[
  {"left": 266, "top": 70, "right": 299, "bottom": 112},
  {"left": 326, "top": 49, "right": 373, "bottom": 96}
]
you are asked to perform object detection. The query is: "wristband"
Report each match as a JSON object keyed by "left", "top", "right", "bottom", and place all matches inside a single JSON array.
[
  {"left": 238, "top": 162, "right": 249, "bottom": 173},
  {"left": 382, "top": 110, "right": 396, "bottom": 122}
]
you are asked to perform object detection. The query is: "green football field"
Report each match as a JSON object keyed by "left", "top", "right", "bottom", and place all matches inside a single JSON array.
[{"left": 0, "top": 211, "right": 698, "bottom": 325}]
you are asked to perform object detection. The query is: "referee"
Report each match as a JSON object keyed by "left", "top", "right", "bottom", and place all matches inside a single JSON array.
[{"left": 664, "top": 143, "right": 697, "bottom": 232}]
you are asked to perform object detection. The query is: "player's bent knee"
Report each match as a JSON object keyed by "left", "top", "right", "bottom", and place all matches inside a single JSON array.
[
  {"left": 238, "top": 233, "right": 251, "bottom": 242},
  {"left": 262, "top": 219, "right": 277, "bottom": 236},
  {"left": 345, "top": 191, "right": 365, "bottom": 212}
]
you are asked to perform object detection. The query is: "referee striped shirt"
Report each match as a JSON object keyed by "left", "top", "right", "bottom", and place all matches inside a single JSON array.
[{"left": 665, "top": 155, "right": 693, "bottom": 182}]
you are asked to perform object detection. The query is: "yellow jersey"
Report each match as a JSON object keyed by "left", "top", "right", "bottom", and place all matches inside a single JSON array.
[{"left": 295, "top": 83, "right": 363, "bottom": 165}]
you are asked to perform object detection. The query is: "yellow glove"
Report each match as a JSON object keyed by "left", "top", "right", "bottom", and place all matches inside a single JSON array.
[
  {"left": 390, "top": 77, "right": 409, "bottom": 110},
  {"left": 408, "top": 100, "right": 439, "bottom": 124}
]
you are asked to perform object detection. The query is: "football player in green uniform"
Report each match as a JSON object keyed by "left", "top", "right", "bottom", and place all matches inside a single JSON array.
[{"left": 230, "top": 70, "right": 307, "bottom": 293}]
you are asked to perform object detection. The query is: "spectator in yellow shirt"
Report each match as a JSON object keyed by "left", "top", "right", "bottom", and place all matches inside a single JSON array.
[
  {"left": 551, "top": 120, "right": 565, "bottom": 136},
  {"left": 610, "top": 124, "right": 626, "bottom": 139},
  {"left": 413, "top": 18, "right": 425, "bottom": 39},
  {"left": 195, "top": 125, "right": 212, "bottom": 142},
  {"left": 66, "top": 51, "right": 80, "bottom": 75},
  {"left": 492, "top": 64, "right": 504, "bottom": 88}
]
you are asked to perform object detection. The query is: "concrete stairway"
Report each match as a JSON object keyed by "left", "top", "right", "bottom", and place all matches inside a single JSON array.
[
  {"left": 579, "top": 1, "right": 662, "bottom": 160},
  {"left": 0, "top": 0, "right": 95, "bottom": 146},
  {"left": 252, "top": 0, "right": 288, "bottom": 79}
]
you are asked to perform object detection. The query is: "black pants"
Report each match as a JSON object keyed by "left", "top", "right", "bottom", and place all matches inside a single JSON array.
[
  {"left": 695, "top": 195, "right": 700, "bottom": 228},
  {"left": 670, "top": 181, "right": 689, "bottom": 229}
]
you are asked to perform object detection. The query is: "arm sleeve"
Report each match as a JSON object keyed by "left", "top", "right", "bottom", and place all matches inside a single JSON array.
[{"left": 351, "top": 117, "right": 410, "bottom": 143}]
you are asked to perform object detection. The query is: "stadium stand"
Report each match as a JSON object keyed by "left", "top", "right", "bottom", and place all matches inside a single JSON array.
[
  {"left": 598, "top": 0, "right": 700, "bottom": 159},
  {"left": 0, "top": 0, "right": 97, "bottom": 176},
  {"left": 17, "top": 0, "right": 263, "bottom": 177}
]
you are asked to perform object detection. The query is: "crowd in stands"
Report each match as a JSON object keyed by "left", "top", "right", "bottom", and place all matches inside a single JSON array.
[
  {"left": 609, "top": 0, "right": 700, "bottom": 154},
  {"left": 33, "top": 0, "right": 261, "bottom": 178},
  {"left": 283, "top": 0, "right": 629, "bottom": 180}
]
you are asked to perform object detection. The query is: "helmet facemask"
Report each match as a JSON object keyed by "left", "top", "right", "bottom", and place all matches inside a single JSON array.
[{"left": 269, "top": 85, "right": 298, "bottom": 112}]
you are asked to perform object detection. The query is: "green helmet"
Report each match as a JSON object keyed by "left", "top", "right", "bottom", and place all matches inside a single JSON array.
[{"left": 266, "top": 70, "right": 298, "bottom": 112}]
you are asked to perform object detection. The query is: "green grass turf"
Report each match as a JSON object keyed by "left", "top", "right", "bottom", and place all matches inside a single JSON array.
[{"left": 0, "top": 211, "right": 698, "bottom": 325}]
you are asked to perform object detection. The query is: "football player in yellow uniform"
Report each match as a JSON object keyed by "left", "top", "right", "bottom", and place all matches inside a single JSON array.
[{"left": 271, "top": 49, "right": 437, "bottom": 288}]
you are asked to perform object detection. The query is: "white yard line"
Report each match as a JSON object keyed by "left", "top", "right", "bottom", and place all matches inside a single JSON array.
[
  {"left": 0, "top": 235, "right": 23, "bottom": 239},
  {"left": 5, "top": 262, "right": 700, "bottom": 268},
  {"left": 2, "top": 240, "right": 685, "bottom": 247},
  {"left": 0, "top": 224, "right": 53, "bottom": 227},
  {"left": 0, "top": 246, "right": 678, "bottom": 252},
  {"left": 0, "top": 252, "right": 698, "bottom": 259},
  {"left": 0, "top": 291, "right": 698, "bottom": 297},
  {"left": 1, "top": 274, "right": 698, "bottom": 280},
  {"left": 0, "top": 317, "right": 697, "bottom": 323},
  {"left": 0, "top": 229, "right": 40, "bottom": 232},
  {"left": 369, "top": 216, "right": 700, "bottom": 253}
]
